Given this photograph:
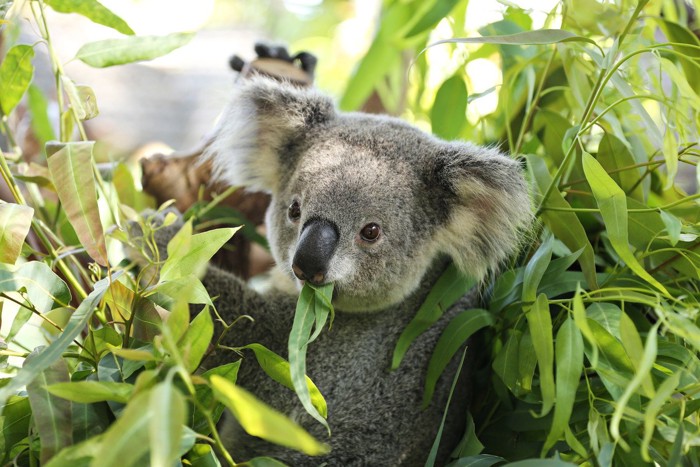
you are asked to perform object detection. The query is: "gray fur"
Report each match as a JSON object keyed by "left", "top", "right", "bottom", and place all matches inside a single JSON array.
[{"left": 196, "top": 78, "right": 531, "bottom": 465}]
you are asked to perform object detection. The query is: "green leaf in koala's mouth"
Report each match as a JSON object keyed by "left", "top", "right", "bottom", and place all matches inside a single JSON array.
[{"left": 288, "top": 282, "right": 334, "bottom": 436}]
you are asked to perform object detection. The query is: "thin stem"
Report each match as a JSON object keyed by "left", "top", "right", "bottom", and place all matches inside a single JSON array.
[
  {"left": 514, "top": 47, "right": 557, "bottom": 154},
  {"left": 542, "top": 192, "right": 700, "bottom": 213},
  {"left": 648, "top": 241, "right": 700, "bottom": 275}
]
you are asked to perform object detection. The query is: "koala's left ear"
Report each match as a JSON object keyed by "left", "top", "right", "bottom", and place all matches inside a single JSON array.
[
  {"left": 207, "top": 77, "right": 336, "bottom": 193},
  {"left": 432, "top": 142, "right": 533, "bottom": 279}
]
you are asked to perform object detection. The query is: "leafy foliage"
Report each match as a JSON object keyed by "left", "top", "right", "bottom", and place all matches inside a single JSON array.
[
  {"left": 0, "top": 0, "right": 699, "bottom": 466},
  {"left": 339, "top": 0, "right": 699, "bottom": 464}
]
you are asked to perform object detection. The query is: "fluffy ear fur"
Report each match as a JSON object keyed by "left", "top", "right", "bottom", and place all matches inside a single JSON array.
[
  {"left": 206, "top": 77, "right": 336, "bottom": 193},
  {"left": 432, "top": 142, "right": 532, "bottom": 279}
]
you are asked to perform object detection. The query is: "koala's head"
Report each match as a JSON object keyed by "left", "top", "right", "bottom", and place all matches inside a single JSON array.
[{"left": 208, "top": 78, "right": 532, "bottom": 312}]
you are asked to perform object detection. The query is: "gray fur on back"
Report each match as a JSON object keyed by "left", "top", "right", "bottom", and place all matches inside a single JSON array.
[{"left": 196, "top": 78, "right": 532, "bottom": 466}]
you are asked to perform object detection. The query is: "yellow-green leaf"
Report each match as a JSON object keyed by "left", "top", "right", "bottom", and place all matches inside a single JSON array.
[
  {"left": 243, "top": 343, "right": 327, "bottom": 418},
  {"left": 45, "top": 0, "right": 134, "bottom": 35},
  {"left": 149, "top": 381, "right": 186, "bottom": 467},
  {"left": 47, "top": 141, "right": 108, "bottom": 266},
  {"left": 210, "top": 376, "right": 329, "bottom": 456},
  {"left": 581, "top": 151, "right": 668, "bottom": 295},
  {"left": 46, "top": 381, "right": 133, "bottom": 404},
  {"left": 0, "top": 44, "right": 35, "bottom": 115},
  {"left": 0, "top": 203, "right": 34, "bottom": 264},
  {"left": 76, "top": 32, "right": 195, "bottom": 68}
]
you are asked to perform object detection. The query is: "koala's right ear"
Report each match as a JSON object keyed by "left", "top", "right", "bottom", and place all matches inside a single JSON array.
[{"left": 207, "top": 77, "right": 336, "bottom": 194}]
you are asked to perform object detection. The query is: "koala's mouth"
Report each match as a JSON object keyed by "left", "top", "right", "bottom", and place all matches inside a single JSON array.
[{"left": 296, "top": 278, "right": 340, "bottom": 302}]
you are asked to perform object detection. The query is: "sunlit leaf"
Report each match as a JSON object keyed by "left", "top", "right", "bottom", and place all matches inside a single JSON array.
[
  {"left": 432, "top": 28, "right": 601, "bottom": 50},
  {"left": 406, "top": 0, "right": 460, "bottom": 37},
  {"left": 160, "top": 223, "right": 237, "bottom": 281},
  {"left": 0, "top": 274, "right": 113, "bottom": 406},
  {"left": 25, "top": 348, "right": 73, "bottom": 464},
  {"left": 91, "top": 387, "right": 151, "bottom": 467},
  {"left": 210, "top": 375, "right": 329, "bottom": 456},
  {"left": 243, "top": 343, "right": 327, "bottom": 418},
  {"left": 0, "top": 44, "right": 35, "bottom": 115},
  {"left": 431, "top": 74, "right": 468, "bottom": 140},
  {"left": 392, "top": 263, "right": 475, "bottom": 369},
  {"left": 46, "top": 381, "right": 133, "bottom": 404},
  {"left": 0, "top": 261, "right": 71, "bottom": 313},
  {"left": 582, "top": 152, "right": 668, "bottom": 295},
  {"left": 150, "top": 381, "right": 186, "bottom": 467},
  {"left": 27, "top": 84, "right": 57, "bottom": 145},
  {"left": 0, "top": 203, "right": 33, "bottom": 265},
  {"left": 46, "top": 141, "right": 108, "bottom": 266},
  {"left": 423, "top": 309, "right": 493, "bottom": 407},
  {"left": 177, "top": 307, "right": 213, "bottom": 373},
  {"left": 45, "top": 0, "right": 134, "bottom": 35},
  {"left": 76, "top": 32, "right": 195, "bottom": 68}
]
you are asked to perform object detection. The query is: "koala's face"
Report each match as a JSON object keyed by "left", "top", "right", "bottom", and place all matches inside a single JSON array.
[
  {"left": 266, "top": 135, "right": 442, "bottom": 311},
  {"left": 209, "top": 78, "right": 532, "bottom": 312}
]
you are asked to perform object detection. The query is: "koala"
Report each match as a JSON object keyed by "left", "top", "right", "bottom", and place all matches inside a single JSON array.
[{"left": 192, "top": 78, "right": 532, "bottom": 466}]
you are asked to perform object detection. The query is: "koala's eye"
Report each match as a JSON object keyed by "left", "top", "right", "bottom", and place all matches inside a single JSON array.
[
  {"left": 360, "top": 223, "right": 381, "bottom": 242},
  {"left": 288, "top": 200, "right": 301, "bottom": 222}
]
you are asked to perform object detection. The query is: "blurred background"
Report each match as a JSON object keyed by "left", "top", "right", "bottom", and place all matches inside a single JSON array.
[{"left": 22, "top": 0, "right": 558, "bottom": 155}]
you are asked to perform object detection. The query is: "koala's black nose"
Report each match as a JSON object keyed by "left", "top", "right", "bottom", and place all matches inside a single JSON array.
[{"left": 292, "top": 219, "right": 339, "bottom": 285}]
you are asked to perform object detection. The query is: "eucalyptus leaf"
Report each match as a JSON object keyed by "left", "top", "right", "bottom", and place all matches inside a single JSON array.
[
  {"left": 191, "top": 361, "right": 240, "bottom": 434},
  {"left": 392, "top": 263, "right": 475, "bottom": 369},
  {"left": 44, "top": 0, "right": 134, "bottom": 35},
  {"left": 431, "top": 74, "right": 468, "bottom": 140},
  {"left": 210, "top": 375, "right": 330, "bottom": 456},
  {"left": 525, "top": 294, "right": 554, "bottom": 416},
  {"left": 289, "top": 283, "right": 332, "bottom": 434},
  {"left": 0, "top": 396, "right": 32, "bottom": 464},
  {"left": 0, "top": 44, "right": 34, "bottom": 115},
  {"left": 76, "top": 32, "right": 195, "bottom": 68},
  {"left": 244, "top": 343, "right": 327, "bottom": 418},
  {"left": 47, "top": 141, "right": 108, "bottom": 266},
  {"left": 177, "top": 306, "right": 213, "bottom": 373},
  {"left": 431, "top": 28, "right": 601, "bottom": 50},
  {"left": 0, "top": 203, "right": 33, "bottom": 265},
  {"left": 542, "top": 317, "right": 583, "bottom": 454},
  {"left": 160, "top": 223, "right": 237, "bottom": 281},
  {"left": 25, "top": 348, "right": 73, "bottom": 464},
  {"left": 0, "top": 261, "right": 71, "bottom": 314},
  {"left": 582, "top": 152, "right": 668, "bottom": 295},
  {"left": 149, "top": 381, "right": 186, "bottom": 467},
  {"left": 90, "top": 387, "right": 151, "bottom": 467},
  {"left": 0, "top": 274, "right": 113, "bottom": 406},
  {"left": 423, "top": 309, "right": 493, "bottom": 407},
  {"left": 46, "top": 381, "right": 133, "bottom": 404}
]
